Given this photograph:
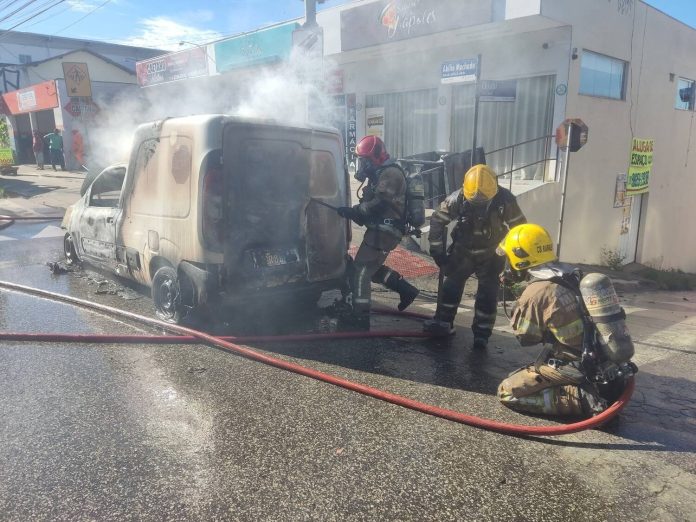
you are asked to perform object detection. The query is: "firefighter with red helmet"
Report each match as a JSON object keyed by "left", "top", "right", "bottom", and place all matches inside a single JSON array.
[{"left": 336, "top": 135, "right": 419, "bottom": 329}]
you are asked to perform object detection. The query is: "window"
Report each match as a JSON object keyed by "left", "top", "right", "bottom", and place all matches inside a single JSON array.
[
  {"left": 579, "top": 50, "right": 627, "bottom": 100},
  {"left": 18, "top": 54, "right": 31, "bottom": 64},
  {"left": 365, "top": 89, "right": 438, "bottom": 158},
  {"left": 89, "top": 167, "right": 125, "bottom": 207},
  {"left": 676, "top": 78, "right": 694, "bottom": 111}
]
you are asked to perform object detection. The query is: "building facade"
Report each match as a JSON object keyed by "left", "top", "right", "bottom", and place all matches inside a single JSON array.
[
  {"left": 317, "top": 0, "right": 696, "bottom": 272},
  {"left": 136, "top": 0, "right": 696, "bottom": 272},
  {"left": 0, "top": 33, "right": 162, "bottom": 170}
]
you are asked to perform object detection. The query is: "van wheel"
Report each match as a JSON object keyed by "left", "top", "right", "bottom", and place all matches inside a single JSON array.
[
  {"left": 64, "top": 233, "right": 79, "bottom": 265},
  {"left": 152, "top": 266, "right": 182, "bottom": 324}
]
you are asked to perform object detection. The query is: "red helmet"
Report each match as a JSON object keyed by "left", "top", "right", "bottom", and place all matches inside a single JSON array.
[{"left": 356, "top": 135, "right": 389, "bottom": 166}]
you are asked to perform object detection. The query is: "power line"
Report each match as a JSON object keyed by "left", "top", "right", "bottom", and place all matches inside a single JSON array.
[
  {"left": 1, "top": 0, "right": 59, "bottom": 24},
  {"left": 53, "top": 0, "right": 112, "bottom": 35},
  {"left": 0, "top": 0, "right": 65, "bottom": 43},
  {"left": 0, "top": 0, "right": 40, "bottom": 24}
]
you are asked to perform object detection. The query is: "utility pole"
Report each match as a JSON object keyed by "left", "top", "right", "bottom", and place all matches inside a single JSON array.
[
  {"left": 471, "top": 54, "right": 482, "bottom": 165},
  {"left": 301, "top": 0, "right": 325, "bottom": 27}
]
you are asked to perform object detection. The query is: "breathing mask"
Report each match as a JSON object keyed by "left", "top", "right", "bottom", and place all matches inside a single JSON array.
[{"left": 354, "top": 157, "right": 377, "bottom": 183}]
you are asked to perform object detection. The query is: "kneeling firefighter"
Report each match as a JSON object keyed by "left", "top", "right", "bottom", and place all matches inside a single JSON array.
[
  {"left": 424, "top": 164, "right": 526, "bottom": 347},
  {"left": 336, "top": 136, "right": 420, "bottom": 329},
  {"left": 496, "top": 223, "right": 638, "bottom": 417}
]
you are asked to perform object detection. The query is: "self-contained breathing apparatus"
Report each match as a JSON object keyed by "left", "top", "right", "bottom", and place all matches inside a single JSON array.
[
  {"left": 449, "top": 192, "right": 507, "bottom": 253},
  {"left": 502, "top": 263, "right": 638, "bottom": 386},
  {"left": 355, "top": 159, "right": 425, "bottom": 237}
]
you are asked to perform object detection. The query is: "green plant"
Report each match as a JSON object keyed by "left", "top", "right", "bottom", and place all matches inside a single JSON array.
[
  {"left": 600, "top": 247, "right": 625, "bottom": 271},
  {"left": 0, "top": 117, "right": 10, "bottom": 148},
  {"left": 638, "top": 267, "right": 696, "bottom": 291}
]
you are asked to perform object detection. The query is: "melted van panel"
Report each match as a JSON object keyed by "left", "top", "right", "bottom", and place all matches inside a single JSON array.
[{"left": 222, "top": 123, "right": 347, "bottom": 292}]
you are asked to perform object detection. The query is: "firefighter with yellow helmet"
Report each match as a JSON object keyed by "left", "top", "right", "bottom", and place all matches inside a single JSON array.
[
  {"left": 495, "top": 223, "right": 637, "bottom": 417},
  {"left": 424, "top": 164, "right": 526, "bottom": 347}
]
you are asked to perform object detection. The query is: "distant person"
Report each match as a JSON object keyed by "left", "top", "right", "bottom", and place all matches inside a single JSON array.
[
  {"left": 32, "top": 130, "right": 44, "bottom": 170},
  {"left": 43, "top": 128, "right": 64, "bottom": 171},
  {"left": 71, "top": 129, "right": 85, "bottom": 168}
]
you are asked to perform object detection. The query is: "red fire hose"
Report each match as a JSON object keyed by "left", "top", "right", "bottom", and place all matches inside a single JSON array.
[{"left": 0, "top": 280, "right": 634, "bottom": 437}]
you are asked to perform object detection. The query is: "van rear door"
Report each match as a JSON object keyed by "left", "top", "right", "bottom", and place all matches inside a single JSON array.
[{"left": 221, "top": 122, "right": 347, "bottom": 292}]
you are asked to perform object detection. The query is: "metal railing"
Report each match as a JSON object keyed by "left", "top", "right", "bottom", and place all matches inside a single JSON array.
[
  {"left": 396, "top": 135, "right": 559, "bottom": 210},
  {"left": 486, "top": 134, "right": 559, "bottom": 192}
]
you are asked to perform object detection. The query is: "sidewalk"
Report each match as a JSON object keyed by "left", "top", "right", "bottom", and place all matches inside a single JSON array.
[{"left": 0, "top": 164, "right": 83, "bottom": 217}]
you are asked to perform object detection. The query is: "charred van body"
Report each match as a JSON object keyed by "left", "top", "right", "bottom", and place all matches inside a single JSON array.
[{"left": 62, "top": 115, "right": 351, "bottom": 323}]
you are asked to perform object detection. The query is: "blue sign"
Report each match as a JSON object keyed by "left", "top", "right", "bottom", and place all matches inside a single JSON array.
[
  {"left": 214, "top": 23, "right": 298, "bottom": 73},
  {"left": 479, "top": 79, "right": 517, "bottom": 102},
  {"left": 441, "top": 58, "right": 478, "bottom": 84}
]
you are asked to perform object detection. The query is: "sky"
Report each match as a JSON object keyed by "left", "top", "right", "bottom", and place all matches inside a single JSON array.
[{"left": 0, "top": 0, "right": 695, "bottom": 51}]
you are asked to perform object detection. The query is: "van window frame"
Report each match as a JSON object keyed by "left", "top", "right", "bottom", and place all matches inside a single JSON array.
[{"left": 87, "top": 166, "right": 127, "bottom": 209}]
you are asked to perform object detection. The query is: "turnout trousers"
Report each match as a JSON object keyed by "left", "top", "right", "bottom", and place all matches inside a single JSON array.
[
  {"left": 497, "top": 363, "right": 606, "bottom": 417},
  {"left": 350, "top": 229, "right": 402, "bottom": 316},
  {"left": 434, "top": 249, "right": 505, "bottom": 341}
]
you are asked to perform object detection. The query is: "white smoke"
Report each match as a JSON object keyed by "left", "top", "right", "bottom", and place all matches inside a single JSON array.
[{"left": 86, "top": 45, "right": 340, "bottom": 169}]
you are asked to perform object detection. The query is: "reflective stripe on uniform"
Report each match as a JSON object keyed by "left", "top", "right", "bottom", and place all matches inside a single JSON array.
[
  {"left": 547, "top": 318, "right": 584, "bottom": 344},
  {"left": 474, "top": 310, "right": 497, "bottom": 330},
  {"left": 515, "top": 316, "right": 542, "bottom": 337}
]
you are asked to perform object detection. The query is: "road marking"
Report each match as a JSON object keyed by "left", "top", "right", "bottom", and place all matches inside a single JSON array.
[
  {"left": 32, "top": 225, "right": 64, "bottom": 238},
  {"left": 0, "top": 223, "right": 64, "bottom": 241}
]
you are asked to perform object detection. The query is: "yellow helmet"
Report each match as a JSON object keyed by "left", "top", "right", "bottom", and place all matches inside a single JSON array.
[
  {"left": 462, "top": 164, "right": 498, "bottom": 204},
  {"left": 497, "top": 224, "right": 557, "bottom": 270}
]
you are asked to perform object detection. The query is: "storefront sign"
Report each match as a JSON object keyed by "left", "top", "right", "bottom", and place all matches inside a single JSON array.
[
  {"left": 62, "top": 62, "right": 92, "bottom": 97},
  {"left": 341, "top": 0, "right": 493, "bottom": 51},
  {"left": 365, "top": 107, "right": 385, "bottom": 139},
  {"left": 479, "top": 79, "right": 517, "bottom": 102},
  {"left": 626, "top": 138, "right": 653, "bottom": 196},
  {"left": 347, "top": 94, "right": 357, "bottom": 173},
  {"left": 136, "top": 47, "right": 209, "bottom": 87},
  {"left": 65, "top": 98, "right": 100, "bottom": 118},
  {"left": 215, "top": 23, "right": 297, "bottom": 73},
  {"left": 326, "top": 69, "right": 344, "bottom": 94},
  {"left": 1, "top": 80, "right": 59, "bottom": 115},
  {"left": 441, "top": 58, "right": 478, "bottom": 84}
]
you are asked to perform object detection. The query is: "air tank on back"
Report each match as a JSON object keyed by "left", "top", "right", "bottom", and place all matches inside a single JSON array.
[
  {"left": 405, "top": 172, "right": 425, "bottom": 229},
  {"left": 579, "top": 273, "right": 635, "bottom": 364}
]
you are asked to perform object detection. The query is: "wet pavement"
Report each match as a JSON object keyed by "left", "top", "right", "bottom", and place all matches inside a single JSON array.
[{"left": 0, "top": 223, "right": 695, "bottom": 520}]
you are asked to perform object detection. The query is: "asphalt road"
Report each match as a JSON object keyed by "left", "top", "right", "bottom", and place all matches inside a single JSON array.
[{"left": 0, "top": 222, "right": 694, "bottom": 521}]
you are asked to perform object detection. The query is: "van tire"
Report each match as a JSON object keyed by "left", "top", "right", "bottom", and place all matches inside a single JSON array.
[
  {"left": 152, "top": 266, "right": 182, "bottom": 324},
  {"left": 64, "top": 233, "right": 80, "bottom": 265}
]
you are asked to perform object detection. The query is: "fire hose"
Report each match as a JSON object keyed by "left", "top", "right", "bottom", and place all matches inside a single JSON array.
[{"left": 0, "top": 280, "right": 634, "bottom": 437}]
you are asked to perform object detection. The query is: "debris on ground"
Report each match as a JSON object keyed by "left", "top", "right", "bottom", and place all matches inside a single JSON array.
[{"left": 46, "top": 261, "right": 77, "bottom": 274}]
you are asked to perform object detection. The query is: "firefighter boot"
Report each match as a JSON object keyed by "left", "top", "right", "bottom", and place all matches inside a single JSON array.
[
  {"left": 340, "top": 313, "right": 371, "bottom": 332},
  {"left": 383, "top": 272, "right": 420, "bottom": 311},
  {"left": 423, "top": 319, "right": 455, "bottom": 337},
  {"left": 473, "top": 337, "right": 489, "bottom": 350}
]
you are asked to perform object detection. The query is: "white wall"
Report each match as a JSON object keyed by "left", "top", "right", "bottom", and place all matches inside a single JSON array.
[
  {"left": 533, "top": 0, "right": 696, "bottom": 271},
  {"left": 332, "top": 23, "right": 570, "bottom": 152}
]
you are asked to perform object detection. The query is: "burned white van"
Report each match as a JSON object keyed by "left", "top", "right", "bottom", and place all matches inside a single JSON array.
[{"left": 62, "top": 115, "right": 351, "bottom": 323}]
